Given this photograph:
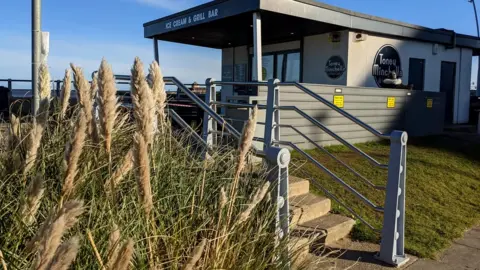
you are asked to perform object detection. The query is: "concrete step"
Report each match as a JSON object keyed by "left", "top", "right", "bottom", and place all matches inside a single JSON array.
[
  {"left": 289, "top": 237, "right": 310, "bottom": 267},
  {"left": 293, "top": 214, "right": 356, "bottom": 246},
  {"left": 289, "top": 176, "right": 310, "bottom": 198},
  {"left": 290, "top": 193, "right": 331, "bottom": 226}
]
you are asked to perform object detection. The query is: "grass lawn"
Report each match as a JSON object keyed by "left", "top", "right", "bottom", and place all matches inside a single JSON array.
[{"left": 289, "top": 135, "right": 480, "bottom": 259}]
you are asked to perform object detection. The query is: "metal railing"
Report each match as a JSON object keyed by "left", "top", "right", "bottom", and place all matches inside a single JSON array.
[{"left": 202, "top": 78, "right": 409, "bottom": 267}]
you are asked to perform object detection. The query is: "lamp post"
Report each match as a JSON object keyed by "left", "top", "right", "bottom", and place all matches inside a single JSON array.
[
  {"left": 32, "top": 0, "right": 41, "bottom": 115},
  {"left": 469, "top": 0, "right": 480, "bottom": 96}
]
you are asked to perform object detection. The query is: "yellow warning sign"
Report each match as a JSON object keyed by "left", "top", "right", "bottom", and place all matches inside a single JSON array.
[
  {"left": 427, "top": 98, "right": 433, "bottom": 108},
  {"left": 387, "top": 97, "right": 396, "bottom": 108},
  {"left": 334, "top": 95, "right": 344, "bottom": 108}
]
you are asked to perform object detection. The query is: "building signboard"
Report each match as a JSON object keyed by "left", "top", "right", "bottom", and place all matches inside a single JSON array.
[{"left": 372, "top": 45, "right": 403, "bottom": 88}]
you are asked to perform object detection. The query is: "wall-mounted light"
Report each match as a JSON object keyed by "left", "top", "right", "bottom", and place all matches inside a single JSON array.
[
  {"left": 432, "top": 43, "right": 439, "bottom": 55},
  {"left": 192, "top": 37, "right": 195, "bottom": 40},
  {"left": 290, "top": 32, "right": 295, "bottom": 35},
  {"left": 335, "top": 88, "right": 343, "bottom": 93}
]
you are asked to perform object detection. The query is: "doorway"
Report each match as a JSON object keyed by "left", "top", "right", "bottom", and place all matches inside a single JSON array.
[{"left": 440, "top": 61, "right": 456, "bottom": 123}]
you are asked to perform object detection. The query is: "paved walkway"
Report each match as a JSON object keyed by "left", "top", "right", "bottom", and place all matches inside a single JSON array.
[{"left": 321, "top": 226, "right": 480, "bottom": 270}]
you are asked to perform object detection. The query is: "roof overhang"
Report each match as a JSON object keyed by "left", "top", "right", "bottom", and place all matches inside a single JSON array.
[{"left": 144, "top": 0, "right": 480, "bottom": 54}]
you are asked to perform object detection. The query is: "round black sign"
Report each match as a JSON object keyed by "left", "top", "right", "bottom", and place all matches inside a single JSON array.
[
  {"left": 372, "top": 45, "right": 403, "bottom": 88},
  {"left": 325, "top": 56, "right": 346, "bottom": 79}
]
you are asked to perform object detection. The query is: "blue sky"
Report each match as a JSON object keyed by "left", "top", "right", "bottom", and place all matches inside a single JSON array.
[{"left": 0, "top": 0, "right": 479, "bottom": 86}]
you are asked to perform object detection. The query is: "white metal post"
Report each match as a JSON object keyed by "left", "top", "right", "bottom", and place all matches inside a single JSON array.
[
  {"left": 32, "top": 0, "right": 41, "bottom": 115},
  {"left": 377, "top": 130, "right": 409, "bottom": 267},
  {"left": 253, "top": 12, "right": 263, "bottom": 81},
  {"left": 153, "top": 38, "right": 159, "bottom": 63},
  {"left": 202, "top": 78, "right": 216, "bottom": 156}
]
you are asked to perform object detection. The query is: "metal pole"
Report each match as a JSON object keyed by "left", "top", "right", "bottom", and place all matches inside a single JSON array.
[
  {"left": 32, "top": 0, "right": 41, "bottom": 115},
  {"left": 377, "top": 130, "right": 409, "bottom": 267},
  {"left": 253, "top": 12, "right": 263, "bottom": 81},
  {"left": 470, "top": 0, "right": 480, "bottom": 96},
  {"left": 153, "top": 38, "right": 159, "bottom": 63}
]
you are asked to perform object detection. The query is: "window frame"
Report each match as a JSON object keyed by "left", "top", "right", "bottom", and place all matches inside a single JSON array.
[{"left": 248, "top": 49, "right": 302, "bottom": 82}]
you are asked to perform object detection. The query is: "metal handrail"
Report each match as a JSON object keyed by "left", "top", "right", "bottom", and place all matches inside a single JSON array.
[
  {"left": 212, "top": 101, "right": 267, "bottom": 109},
  {"left": 213, "top": 81, "right": 268, "bottom": 86},
  {"left": 168, "top": 108, "right": 208, "bottom": 149},
  {"left": 164, "top": 77, "right": 264, "bottom": 156},
  {"left": 276, "top": 124, "right": 386, "bottom": 190},
  {"left": 281, "top": 82, "right": 391, "bottom": 140},
  {"left": 279, "top": 141, "right": 384, "bottom": 213},
  {"left": 278, "top": 105, "right": 388, "bottom": 169}
]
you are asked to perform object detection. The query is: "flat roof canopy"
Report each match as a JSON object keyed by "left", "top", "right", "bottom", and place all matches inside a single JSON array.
[{"left": 144, "top": 0, "right": 480, "bottom": 53}]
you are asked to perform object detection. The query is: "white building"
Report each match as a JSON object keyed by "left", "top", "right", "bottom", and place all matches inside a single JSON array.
[{"left": 144, "top": 0, "right": 480, "bottom": 126}]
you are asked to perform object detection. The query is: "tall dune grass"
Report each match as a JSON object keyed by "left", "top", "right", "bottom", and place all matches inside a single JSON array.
[{"left": 0, "top": 58, "right": 315, "bottom": 269}]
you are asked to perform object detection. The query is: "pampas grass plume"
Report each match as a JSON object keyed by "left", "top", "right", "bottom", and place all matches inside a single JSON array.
[
  {"left": 133, "top": 133, "right": 153, "bottom": 216},
  {"left": 131, "top": 57, "right": 155, "bottom": 144},
  {"left": 47, "top": 236, "right": 80, "bottom": 270},
  {"left": 60, "top": 69, "right": 71, "bottom": 119},
  {"left": 183, "top": 238, "right": 207, "bottom": 270},
  {"left": 19, "top": 174, "right": 44, "bottom": 225},
  {"left": 62, "top": 112, "right": 87, "bottom": 197},
  {"left": 235, "top": 181, "right": 270, "bottom": 227},
  {"left": 111, "top": 239, "right": 134, "bottom": 270},
  {"left": 97, "top": 59, "right": 119, "bottom": 154},
  {"left": 148, "top": 61, "right": 166, "bottom": 125},
  {"left": 105, "top": 148, "right": 133, "bottom": 193}
]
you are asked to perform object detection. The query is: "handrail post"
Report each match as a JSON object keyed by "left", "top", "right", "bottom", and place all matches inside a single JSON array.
[
  {"left": 266, "top": 146, "right": 291, "bottom": 268},
  {"left": 202, "top": 78, "right": 216, "bottom": 158},
  {"left": 377, "top": 130, "right": 409, "bottom": 266},
  {"left": 264, "top": 79, "right": 281, "bottom": 150},
  {"left": 7, "top": 79, "right": 12, "bottom": 93},
  {"left": 56, "top": 80, "right": 61, "bottom": 98}
]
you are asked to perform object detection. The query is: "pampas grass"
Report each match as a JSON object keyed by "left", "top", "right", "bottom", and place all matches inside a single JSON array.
[
  {"left": 235, "top": 181, "right": 270, "bottom": 227},
  {"left": 148, "top": 61, "right": 167, "bottom": 128},
  {"left": 183, "top": 238, "right": 207, "bottom": 270},
  {"left": 133, "top": 133, "right": 153, "bottom": 217},
  {"left": 19, "top": 174, "right": 45, "bottom": 225},
  {"left": 0, "top": 57, "right": 319, "bottom": 270},
  {"left": 131, "top": 57, "right": 155, "bottom": 145},
  {"left": 62, "top": 112, "right": 87, "bottom": 198},
  {"left": 24, "top": 64, "right": 51, "bottom": 174},
  {"left": 31, "top": 200, "right": 84, "bottom": 270},
  {"left": 105, "top": 148, "right": 133, "bottom": 193},
  {"left": 59, "top": 69, "right": 71, "bottom": 120},
  {"left": 111, "top": 239, "right": 134, "bottom": 270},
  {"left": 48, "top": 236, "right": 80, "bottom": 270},
  {"left": 97, "top": 59, "right": 119, "bottom": 154},
  {"left": 70, "top": 64, "right": 93, "bottom": 137}
]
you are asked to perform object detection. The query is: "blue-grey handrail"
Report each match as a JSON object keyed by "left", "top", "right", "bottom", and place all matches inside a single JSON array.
[
  {"left": 278, "top": 140, "right": 384, "bottom": 213},
  {"left": 164, "top": 77, "right": 242, "bottom": 139},
  {"left": 168, "top": 108, "right": 208, "bottom": 149},
  {"left": 276, "top": 124, "right": 386, "bottom": 190},
  {"left": 281, "top": 82, "right": 391, "bottom": 140},
  {"left": 278, "top": 105, "right": 388, "bottom": 169}
]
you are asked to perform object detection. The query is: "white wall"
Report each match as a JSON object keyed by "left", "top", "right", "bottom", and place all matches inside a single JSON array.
[
  {"left": 303, "top": 30, "right": 349, "bottom": 85},
  {"left": 347, "top": 32, "right": 472, "bottom": 123}
]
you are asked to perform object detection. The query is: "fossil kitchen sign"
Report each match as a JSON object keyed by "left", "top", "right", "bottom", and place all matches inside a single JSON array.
[
  {"left": 325, "top": 56, "right": 346, "bottom": 79},
  {"left": 165, "top": 8, "right": 219, "bottom": 30},
  {"left": 372, "top": 45, "right": 403, "bottom": 88}
]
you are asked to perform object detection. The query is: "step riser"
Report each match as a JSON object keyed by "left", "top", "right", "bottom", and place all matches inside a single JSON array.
[
  {"left": 289, "top": 180, "right": 310, "bottom": 198},
  {"left": 291, "top": 199, "right": 331, "bottom": 226}
]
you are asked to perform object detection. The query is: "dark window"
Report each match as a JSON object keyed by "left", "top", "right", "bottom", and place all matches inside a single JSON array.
[
  {"left": 408, "top": 58, "right": 425, "bottom": 91},
  {"left": 440, "top": 61, "right": 456, "bottom": 123},
  {"left": 250, "top": 50, "right": 301, "bottom": 82}
]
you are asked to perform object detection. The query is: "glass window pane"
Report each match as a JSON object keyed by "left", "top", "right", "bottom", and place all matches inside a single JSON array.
[
  {"left": 285, "top": 52, "right": 300, "bottom": 82},
  {"left": 250, "top": 55, "right": 274, "bottom": 81},
  {"left": 262, "top": 55, "right": 274, "bottom": 81},
  {"left": 276, "top": 54, "right": 284, "bottom": 81}
]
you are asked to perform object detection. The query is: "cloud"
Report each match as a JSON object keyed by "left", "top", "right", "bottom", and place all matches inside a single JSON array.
[
  {"left": 134, "top": 0, "right": 206, "bottom": 12},
  {"left": 0, "top": 31, "right": 221, "bottom": 88}
]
